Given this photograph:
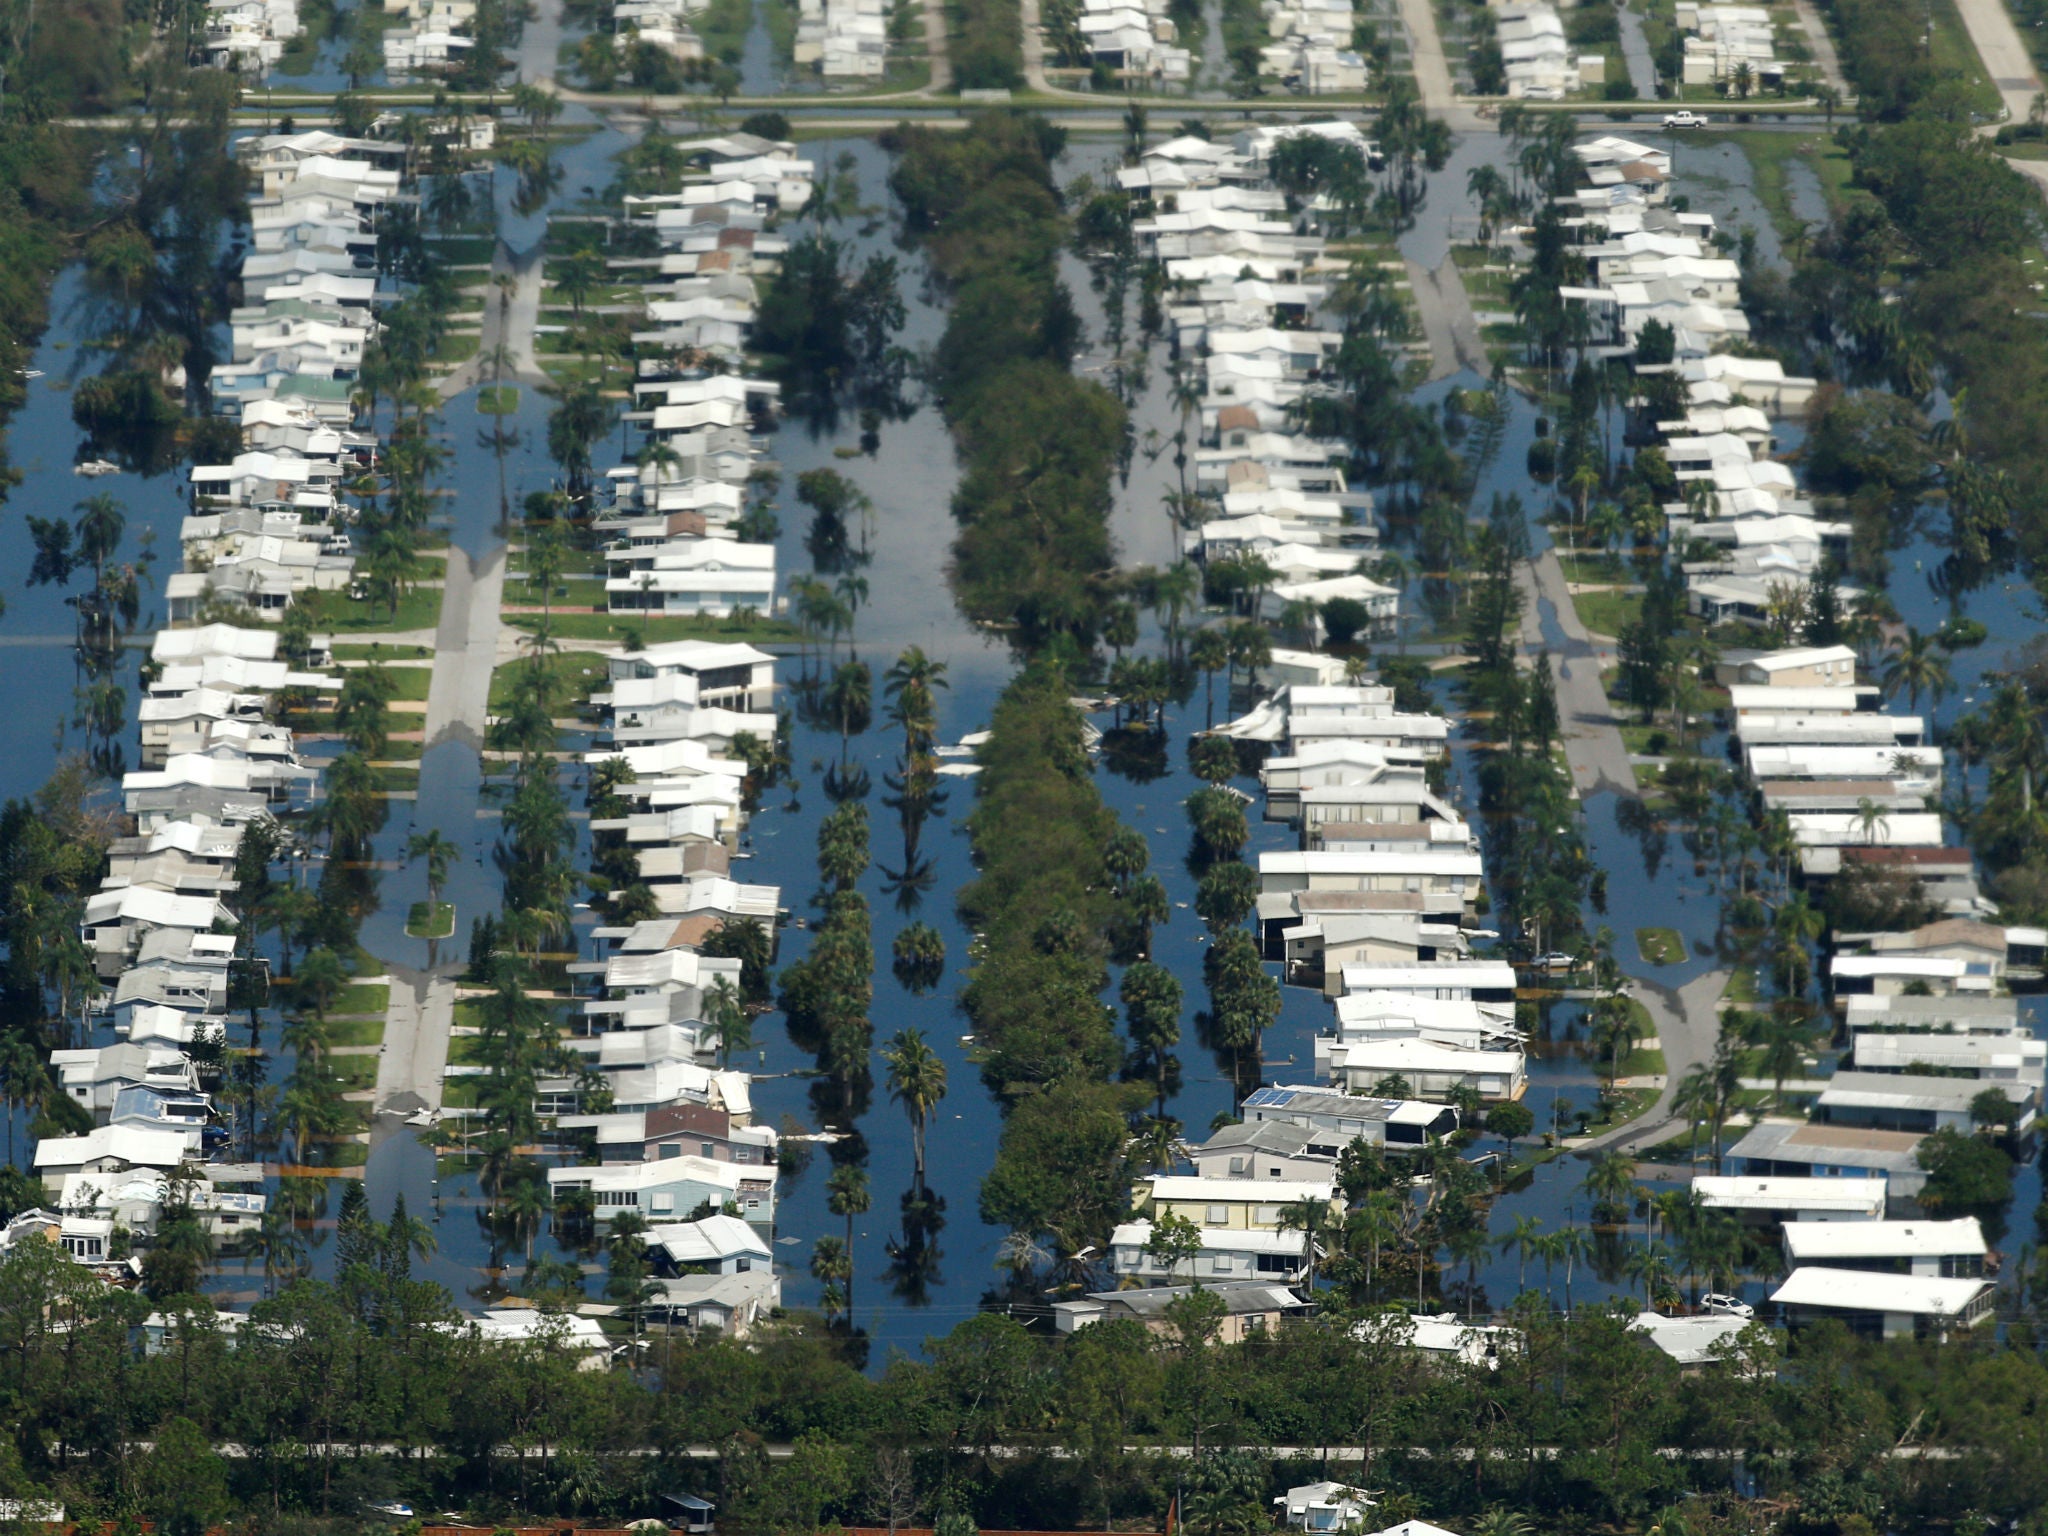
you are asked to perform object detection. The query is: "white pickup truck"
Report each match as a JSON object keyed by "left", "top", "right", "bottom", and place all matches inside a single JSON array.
[{"left": 1662, "top": 109, "right": 1708, "bottom": 129}]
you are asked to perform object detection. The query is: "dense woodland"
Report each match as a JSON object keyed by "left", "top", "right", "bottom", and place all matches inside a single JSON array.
[{"left": 10, "top": 1227, "right": 2048, "bottom": 1536}]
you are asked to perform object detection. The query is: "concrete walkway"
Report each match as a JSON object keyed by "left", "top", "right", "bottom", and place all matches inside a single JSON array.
[
  {"left": 1953, "top": 0, "right": 2042, "bottom": 124},
  {"left": 1575, "top": 968, "right": 1730, "bottom": 1155}
]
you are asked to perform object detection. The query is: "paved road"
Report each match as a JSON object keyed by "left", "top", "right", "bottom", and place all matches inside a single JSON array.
[
  {"left": 921, "top": 0, "right": 953, "bottom": 93},
  {"left": 1952, "top": 0, "right": 2042, "bottom": 124},
  {"left": 440, "top": 240, "right": 550, "bottom": 397},
  {"left": 421, "top": 545, "right": 508, "bottom": 752},
  {"left": 1518, "top": 550, "right": 1638, "bottom": 796},
  {"left": 1787, "top": 0, "right": 1850, "bottom": 99},
  {"left": 1395, "top": 0, "right": 1458, "bottom": 112},
  {"left": 1614, "top": 1, "right": 1658, "bottom": 100},
  {"left": 1405, "top": 258, "right": 1486, "bottom": 382},
  {"left": 370, "top": 969, "right": 455, "bottom": 1142},
  {"left": 1575, "top": 967, "right": 1730, "bottom": 1155},
  {"left": 519, "top": 0, "right": 565, "bottom": 85}
]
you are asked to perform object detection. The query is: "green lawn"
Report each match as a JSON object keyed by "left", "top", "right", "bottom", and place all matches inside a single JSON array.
[
  {"left": 1573, "top": 587, "right": 1642, "bottom": 638},
  {"left": 1725, "top": 129, "right": 1866, "bottom": 245},
  {"left": 505, "top": 611, "right": 798, "bottom": 645},
  {"left": 335, "top": 982, "right": 391, "bottom": 1017},
  {"left": 333, "top": 641, "right": 434, "bottom": 662},
  {"left": 324, "top": 1013, "right": 386, "bottom": 1049},
  {"left": 299, "top": 584, "right": 446, "bottom": 636},
  {"left": 339, "top": 663, "right": 434, "bottom": 701},
  {"left": 1721, "top": 967, "right": 1761, "bottom": 1005},
  {"left": 407, "top": 901, "right": 456, "bottom": 939},
  {"left": 488, "top": 652, "right": 612, "bottom": 710},
  {"left": 1636, "top": 926, "right": 1685, "bottom": 966},
  {"left": 327, "top": 1055, "right": 379, "bottom": 1092},
  {"left": 503, "top": 577, "right": 611, "bottom": 610},
  {"left": 1928, "top": 0, "right": 2003, "bottom": 115}
]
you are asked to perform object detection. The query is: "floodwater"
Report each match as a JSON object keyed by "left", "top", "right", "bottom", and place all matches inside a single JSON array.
[{"left": 1, "top": 97, "right": 2039, "bottom": 1346}]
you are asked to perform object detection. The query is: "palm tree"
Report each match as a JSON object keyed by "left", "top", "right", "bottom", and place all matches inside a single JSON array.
[
  {"left": 254, "top": 1205, "right": 307, "bottom": 1298},
  {"left": 1625, "top": 1241, "right": 1678, "bottom": 1310},
  {"left": 406, "top": 828, "right": 457, "bottom": 913},
  {"left": 1189, "top": 626, "right": 1231, "bottom": 725},
  {"left": 1553, "top": 1224, "right": 1591, "bottom": 1310},
  {"left": 1497, "top": 1214, "right": 1545, "bottom": 1292},
  {"left": 1882, "top": 626, "right": 1952, "bottom": 721},
  {"left": 882, "top": 1029, "right": 947, "bottom": 1189},
  {"left": 810, "top": 1234, "right": 852, "bottom": 1320},
  {"left": 822, "top": 660, "right": 873, "bottom": 758},
  {"left": 693, "top": 976, "right": 747, "bottom": 1069},
  {"left": 1583, "top": 1149, "right": 1639, "bottom": 1227},
  {"left": 825, "top": 1165, "right": 871, "bottom": 1318},
  {"left": 294, "top": 946, "right": 349, "bottom": 1019},
  {"left": 1854, "top": 795, "right": 1891, "bottom": 846},
  {"left": 1275, "top": 1195, "right": 1335, "bottom": 1291}
]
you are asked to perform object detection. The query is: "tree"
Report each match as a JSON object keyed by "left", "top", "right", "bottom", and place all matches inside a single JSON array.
[
  {"left": 825, "top": 1164, "right": 871, "bottom": 1318},
  {"left": 1916, "top": 1125, "right": 2014, "bottom": 1213},
  {"left": 883, "top": 1028, "right": 948, "bottom": 1187},
  {"left": 703, "top": 976, "right": 752, "bottom": 1069},
  {"left": 1144, "top": 1210, "right": 1204, "bottom": 1283},
  {"left": 1882, "top": 626, "right": 1952, "bottom": 719},
  {"left": 294, "top": 946, "right": 349, "bottom": 1019},
  {"left": 406, "top": 828, "right": 457, "bottom": 912},
  {"left": 1484, "top": 1100, "right": 1534, "bottom": 1155},
  {"left": 137, "top": 1415, "right": 231, "bottom": 1536},
  {"left": 1121, "top": 961, "right": 1182, "bottom": 1116}
]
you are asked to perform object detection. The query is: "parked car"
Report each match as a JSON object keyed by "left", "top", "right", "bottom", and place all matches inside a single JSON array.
[
  {"left": 1663, "top": 110, "right": 1708, "bottom": 129},
  {"left": 1532, "top": 951, "right": 1577, "bottom": 972},
  {"left": 1701, "top": 1293, "right": 1754, "bottom": 1318}
]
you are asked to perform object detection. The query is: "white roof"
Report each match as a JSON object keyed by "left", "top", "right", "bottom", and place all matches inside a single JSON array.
[
  {"left": 32, "top": 1125, "right": 190, "bottom": 1171},
  {"left": 1781, "top": 1218, "right": 1986, "bottom": 1263},
  {"left": 1770, "top": 1266, "right": 1992, "bottom": 1317},
  {"left": 1693, "top": 1175, "right": 1887, "bottom": 1214},
  {"left": 1111, "top": 1220, "right": 1307, "bottom": 1255},
  {"left": 1144, "top": 1175, "right": 1336, "bottom": 1205},
  {"left": 465, "top": 1309, "right": 611, "bottom": 1350},
  {"left": 1632, "top": 1311, "right": 1749, "bottom": 1363},
  {"left": 151, "top": 624, "right": 279, "bottom": 663},
  {"left": 647, "top": 1213, "right": 772, "bottom": 1265},
  {"left": 1337, "top": 961, "right": 1517, "bottom": 992},
  {"left": 1744, "top": 647, "right": 1859, "bottom": 675}
]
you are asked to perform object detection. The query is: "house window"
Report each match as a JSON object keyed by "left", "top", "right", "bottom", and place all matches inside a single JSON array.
[
  {"left": 1255, "top": 1205, "right": 1282, "bottom": 1226},
  {"left": 1205, "top": 1205, "right": 1228, "bottom": 1225},
  {"left": 1212, "top": 1254, "right": 1234, "bottom": 1273},
  {"left": 650, "top": 1193, "right": 674, "bottom": 1214},
  {"left": 1228, "top": 1156, "right": 1247, "bottom": 1174}
]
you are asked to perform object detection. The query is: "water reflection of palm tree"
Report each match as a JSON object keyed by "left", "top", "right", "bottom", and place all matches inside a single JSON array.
[{"left": 883, "top": 1185, "right": 946, "bottom": 1307}]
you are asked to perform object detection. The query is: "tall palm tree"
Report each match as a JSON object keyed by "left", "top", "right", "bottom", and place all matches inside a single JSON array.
[
  {"left": 1496, "top": 1213, "right": 1545, "bottom": 1292},
  {"left": 1882, "top": 626, "right": 1952, "bottom": 721},
  {"left": 406, "top": 828, "right": 458, "bottom": 913},
  {"left": 825, "top": 1165, "right": 870, "bottom": 1318},
  {"left": 703, "top": 976, "right": 751, "bottom": 1068},
  {"left": 881, "top": 1028, "right": 947, "bottom": 1188},
  {"left": 1275, "top": 1194, "right": 1335, "bottom": 1291}
]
